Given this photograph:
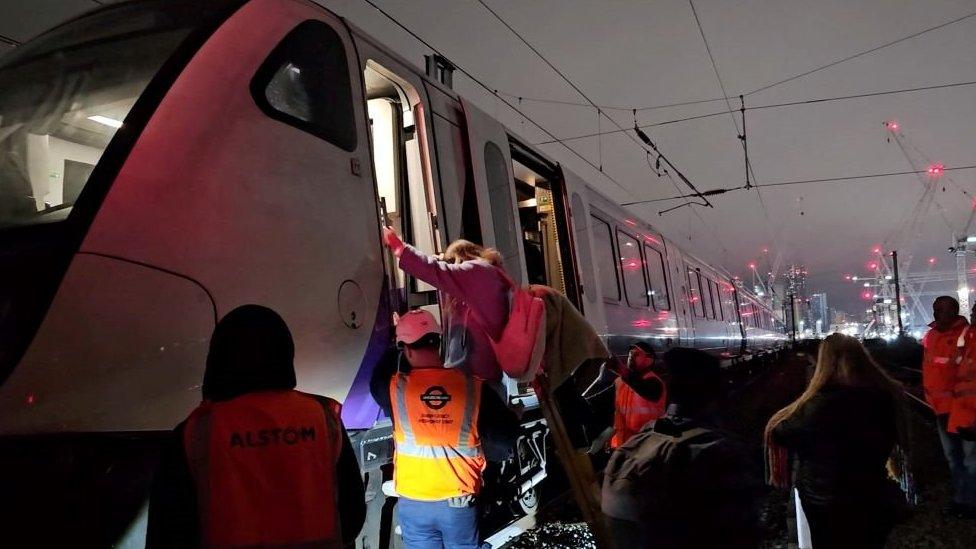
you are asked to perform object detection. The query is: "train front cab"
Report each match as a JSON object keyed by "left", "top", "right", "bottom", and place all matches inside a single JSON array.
[{"left": 0, "top": 0, "right": 408, "bottom": 545}]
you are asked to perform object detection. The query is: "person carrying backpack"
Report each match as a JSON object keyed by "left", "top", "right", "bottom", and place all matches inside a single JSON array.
[
  {"left": 601, "top": 348, "right": 761, "bottom": 549},
  {"left": 382, "top": 229, "right": 512, "bottom": 383}
]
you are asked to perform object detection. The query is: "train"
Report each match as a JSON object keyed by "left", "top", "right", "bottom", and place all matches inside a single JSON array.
[{"left": 0, "top": 0, "right": 787, "bottom": 546}]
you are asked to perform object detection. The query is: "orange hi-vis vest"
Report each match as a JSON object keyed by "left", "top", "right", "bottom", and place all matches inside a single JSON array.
[
  {"left": 183, "top": 390, "right": 343, "bottom": 549},
  {"left": 389, "top": 368, "right": 486, "bottom": 501},
  {"left": 611, "top": 370, "right": 668, "bottom": 449},
  {"left": 923, "top": 317, "right": 969, "bottom": 415},
  {"left": 950, "top": 326, "right": 976, "bottom": 433}
]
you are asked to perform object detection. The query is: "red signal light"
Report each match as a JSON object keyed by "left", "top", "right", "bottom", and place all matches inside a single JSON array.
[
  {"left": 748, "top": 262, "right": 757, "bottom": 270},
  {"left": 868, "top": 262, "right": 878, "bottom": 270},
  {"left": 885, "top": 120, "right": 899, "bottom": 131},
  {"left": 928, "top": 257, "right": 937, "bottom": 265},
  {"left": 844, "top": 274, "right": 852, "bottom": 281},
  {"left": 927, "top": 164, "right": 944, "bottom": 176},
  {"left": 861, "top": 291, "right": 873, "bottom": 300},
  {"left": 872, "top": 246, "right": 881, "bottom": 254}
]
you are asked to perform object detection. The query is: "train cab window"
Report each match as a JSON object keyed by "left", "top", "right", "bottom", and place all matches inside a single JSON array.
[
  {"left": 616, "top": 230, "right": 648, "bottom": 308},
  {"left": 591, "top": 216, "right": 620, "bottom": 302},
  {"left": 364, "top": 62, "right": 440, "bottom": 302},
  {"left": 252, "top": 21, "right": 356, "bottom": 152},
  {"left": 644, "top": 246, "right": 670, "bottom": 310},
  {"left": 687, "top": 267, "right": 705, "bottom": 317}
]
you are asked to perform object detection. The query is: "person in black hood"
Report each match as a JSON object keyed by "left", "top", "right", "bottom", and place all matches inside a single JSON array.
[{"left": 147, "top": 305, "right": 365, "bottom": 548}]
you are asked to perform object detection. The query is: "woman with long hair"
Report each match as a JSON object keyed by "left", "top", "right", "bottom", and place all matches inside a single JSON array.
[
  {"left": 382, "top": 229, "right": 509, "bottom": 382},
  {"left": 765, "top": 333, "right": 910, "bottom": 549}
]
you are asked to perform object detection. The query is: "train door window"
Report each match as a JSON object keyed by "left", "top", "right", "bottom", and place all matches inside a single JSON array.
[
  {"left": 616, "top": 230, "right": 648, "bottom": 308},
  {"left": 364, "top": 62, "right": 439, "bottom": 300},
  {"left": 573, "top": 194, "right": 597, "bottom": 305},
  {"left": 252, "top": 21, "right": 356, "bottom": 151},
  {"left": 591, "top": 216, "right": 620, "bottom": 303},
  {"left": 687, "top": 267, "right": 704, "bottom": 317},
  {"left": 700, "top": 275, "right": 715, "bottom": 319},
  {"left": 712, "top": 280, "right": 724, "bottom": 320},
  {"left": 644, "top": 246, "right": 670, "bottom": 310},
  {"left": 720, "top": 283, "right": 735, "bottom": 320},
  {"left": 511, "top": 152, "right": 568, "bottom": 294}
]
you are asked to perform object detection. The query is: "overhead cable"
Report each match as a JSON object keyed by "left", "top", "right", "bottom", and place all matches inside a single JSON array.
[
  {"left": 360, "top": 0, "right": 633, "bottom": 194},
  {"left": 494, "top": 9, "right": 976, "bottom": 113},
  {"left": 621, "top": 164, "right": 976, "bottom": 206},
  {"left": 744, "top": 9, "right": 976, "bottom": 96},
  {"left": 536, "top": 79, "right": 976, "bottom": 145}
]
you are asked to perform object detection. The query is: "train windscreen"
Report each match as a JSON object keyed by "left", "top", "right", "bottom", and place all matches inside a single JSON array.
[{"left": 0, "top": 0, "right": 237, "bottom": 229}]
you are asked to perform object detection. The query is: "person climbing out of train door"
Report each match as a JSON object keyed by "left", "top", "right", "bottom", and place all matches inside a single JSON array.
[
  {"left": 370, "top": 309, "right": 517, "bottom": 549},
  {"left": 146, "top": 305, "right": 365, "bottom": 549},
  {"left": 922, "top": 295, "right": 972, "bottom": 517},
  {"left": 382, "top": 228, "right": 510, "bottom": 384},
  {"left": 946, "top": 301, "right": 976, "bottom": 519},
  {"left": 581, "top": 342, "right": 667, "bottom": 450}
]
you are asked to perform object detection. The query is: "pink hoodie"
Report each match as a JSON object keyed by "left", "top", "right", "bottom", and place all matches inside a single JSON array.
[{"left": 397, "top": 245, "right": 510, "bottom": 381}]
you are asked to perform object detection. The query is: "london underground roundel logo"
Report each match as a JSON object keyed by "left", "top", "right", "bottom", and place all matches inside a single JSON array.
[{"left": 420, "top": 386, "right": 452, "bottom": 410}]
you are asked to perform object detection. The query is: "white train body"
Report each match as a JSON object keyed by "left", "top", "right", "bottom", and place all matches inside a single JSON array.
[{"left": 0, "top": 0, "right": 785, "bottom": 545}]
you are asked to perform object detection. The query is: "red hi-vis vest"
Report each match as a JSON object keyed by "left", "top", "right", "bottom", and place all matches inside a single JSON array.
[
  {"left": 922, "top": 317, "right": 969, "bottom": 415},
  {"left": 950, "top": 326, "right": 976, "bottom": 433},
  {"left": 389, "top": 368, "right": 486, "bottom": 501},
  {"left": 611, "top": 370, "right": 668, "bottom": 449},
  {"left": 183, "top": 390, "right": 343, "bottom": 549}
]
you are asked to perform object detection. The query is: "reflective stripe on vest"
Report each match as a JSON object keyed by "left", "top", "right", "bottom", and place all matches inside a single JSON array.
[
  {"left": 950, "top": 329, "right": 976, "bottom": 432},
  {"left": 610, "top": 371, "right": 667, "bottom": 449},
  {"left": 923, "top": 321, "right": 968, "bottom": 414},
  {"left": 390, "top": 368, "right": 486, "bottom": 501},
  {"left": 183, "top": 390, "right": 343, "bottom": 549}
]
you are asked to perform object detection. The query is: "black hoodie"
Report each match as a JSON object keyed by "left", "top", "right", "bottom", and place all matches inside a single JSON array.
[{"left": 146, "top": 305, "right": 365, "bottom": 548}]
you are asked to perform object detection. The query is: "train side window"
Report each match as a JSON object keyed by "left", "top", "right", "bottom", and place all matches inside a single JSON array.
[
  {"left": 700, "top": 275, "right": 715, "bottom": 319},
  {"left": 617, "top": 230, "right": 648, "bottom": 308},
  {"left": 591, "top": 216, "right": 620, "bottom": 303},
  {"left": 720, "top": 283, "right": 735, "bottom": 320},
  {"left": 687, "top": 267, "right": 704, "bottom": 317},
  {"left": 644, "top": 246, "right": 670, "bottom": 311},
  {"left": 252, "top": 20, "right": 356, "bottom": 152},
  {"left": 710, "top": 280, "right": 724, "bottom": 320}
]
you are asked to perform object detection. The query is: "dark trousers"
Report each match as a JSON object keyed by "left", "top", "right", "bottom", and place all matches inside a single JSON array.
[
  {"left": 936, "top": 414, "right": 976, "bottom": 506},
  {"left": 800, "top": 497, "right": 893, "bottom": 549}
]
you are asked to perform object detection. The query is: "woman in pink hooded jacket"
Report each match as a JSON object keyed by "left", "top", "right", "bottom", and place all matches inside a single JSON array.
[{"left": 382, "top": 227, "right": 509, "bottom": 382}]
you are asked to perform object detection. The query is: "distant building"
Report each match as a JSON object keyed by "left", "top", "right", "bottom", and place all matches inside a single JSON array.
[{"left": 810, "top": 293, "right": 829, "bottom": 336}]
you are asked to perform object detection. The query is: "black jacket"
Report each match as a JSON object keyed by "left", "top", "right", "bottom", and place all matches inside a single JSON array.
[
  {"left": 602, "top": 415, "right": 762, "bottom": 549},
  {"left": 369, "top": 346, "right": 519, "bottom": 462},
  {"left": 771, "top": 384, "right": 897, "bottom": 508}
]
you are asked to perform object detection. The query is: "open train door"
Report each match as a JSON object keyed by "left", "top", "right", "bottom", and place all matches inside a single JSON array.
[
  {"left": 459, "top": 98, "right": 611, "bottom": 548},
  {"left": 458, "top": 98, "right": 527, "bottom": 283}
]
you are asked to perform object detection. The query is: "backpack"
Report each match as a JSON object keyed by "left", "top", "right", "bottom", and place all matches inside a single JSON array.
[
  {"left": 601, "top": 418, "right": 714, "bottom": 522},
  {"left": 486, "top": 272, "right": 547, "bottom": 381}
]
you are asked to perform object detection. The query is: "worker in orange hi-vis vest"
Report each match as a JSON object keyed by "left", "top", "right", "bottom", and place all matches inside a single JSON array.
[
  {"left": 146, "top": 305, "right": 365, "bottom": 548},
  {"left": 921, "top": 295, "right": 973, "bottom": 518},
  {"left": 582, "top": 341, "right": 667, "bottom": 450},
  {"left": 373, "top": 308, "right": 516, "bottom": 549},
  {"left": 947, "top": 301, "right": 976, "bottom": 518},
  {"left": 611, "top": 342, "right": 668, "bottom": 449}
]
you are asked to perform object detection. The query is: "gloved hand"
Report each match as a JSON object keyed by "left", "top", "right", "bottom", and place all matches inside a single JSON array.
[{"left": 381, "top": 227, "right": 405, "bottom": 256}]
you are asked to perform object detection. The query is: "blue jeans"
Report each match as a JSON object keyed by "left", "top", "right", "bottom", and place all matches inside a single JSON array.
[
  {"left": 397, "top": 498, "right": 483, "bottom": 549},
  {"left": 936, "top": 415, "right": 976, "bottom": 506}
]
